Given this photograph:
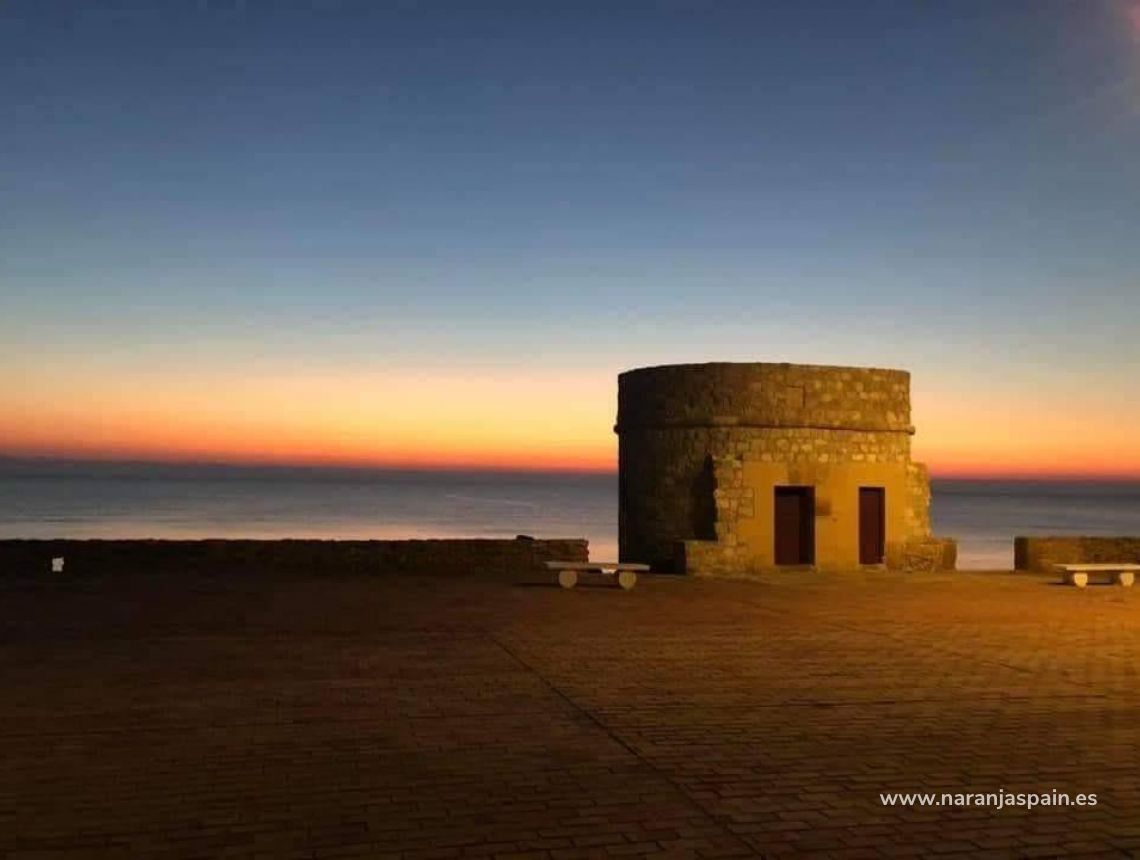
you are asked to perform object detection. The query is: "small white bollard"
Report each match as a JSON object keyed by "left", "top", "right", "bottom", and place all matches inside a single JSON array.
[
  {"left": 51, "top": 557, "right": 65, "bottom": 574},
  {"left": 1069, "top": 571, "right": 1088, "bottom": 588},
  {"left": 1118, "top": 572, "right": 1135, "bottom": 588}
]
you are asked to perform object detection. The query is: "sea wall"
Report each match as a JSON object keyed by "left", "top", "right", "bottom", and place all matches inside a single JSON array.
[
  {"left": 1014, "top": 537, "right": 1140, "bottom": 573},
  {"left": 0, "top": 537, "right": 589, "bottom": 578}
]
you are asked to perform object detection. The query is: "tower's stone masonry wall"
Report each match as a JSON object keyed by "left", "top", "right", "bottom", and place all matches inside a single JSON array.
[
  {"left": 617, "top": 363, "right": 914, "bottom": 434},
  {"left": 620, "top": 425, "right": 917, "bottom": 564},
  {"left": 617, "top": 363, "right": 953, "bottom": 573},
  {"left": 906, "top": 461, "right": 932, "bottom": 539}
]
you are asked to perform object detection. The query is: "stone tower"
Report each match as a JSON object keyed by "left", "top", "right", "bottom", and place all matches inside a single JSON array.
[{"left": 615, "top": 362, "right": 954, "bottom": 574}]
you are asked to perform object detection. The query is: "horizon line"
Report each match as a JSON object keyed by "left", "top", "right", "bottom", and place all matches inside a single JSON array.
[{"left": 2, "top": 454, "right": 1139, "bottom": 482}]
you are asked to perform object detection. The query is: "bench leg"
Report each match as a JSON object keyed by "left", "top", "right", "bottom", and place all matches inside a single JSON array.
[
  {"left": 1069, "top": 572, "right": 1088, "bottom": 588},
  {"left": 557, "top": 570, "right": 578, "bottom": 589},
  {"left": 617, "top": 570, "right": 637, "bottom": 591},
  {"left": 1117, "top": 572, "right": 1135, "bottom": 588}
]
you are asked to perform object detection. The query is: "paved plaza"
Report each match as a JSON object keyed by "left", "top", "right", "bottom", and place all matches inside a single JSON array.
[{"left": 3, "top": 569, "right": 1140, "bottom": 858}]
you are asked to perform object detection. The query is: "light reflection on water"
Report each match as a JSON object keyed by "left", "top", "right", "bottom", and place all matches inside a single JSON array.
[
  {"left": 2, "top": 466, "right": 1138, "bottom": 569},
  {"left": 0, "top": 468, "right": 620, "bottom": 560}
]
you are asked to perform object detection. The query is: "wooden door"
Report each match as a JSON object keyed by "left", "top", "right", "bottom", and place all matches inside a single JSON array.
[
  {"left": 859, "top": 487, "right": 885, "bottom": 565},
  {"left": 774, "top": 487, "right": 814, "bottom": 565}
]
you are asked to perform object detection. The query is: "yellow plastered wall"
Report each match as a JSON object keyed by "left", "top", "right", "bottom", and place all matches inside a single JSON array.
[{"left": 735, "top": 461, "right": 911, "bottom": 570}]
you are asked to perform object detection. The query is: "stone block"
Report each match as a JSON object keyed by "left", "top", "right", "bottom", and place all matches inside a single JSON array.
[{"left": 887, "top": 537, "right": 958, "bottom": 572}]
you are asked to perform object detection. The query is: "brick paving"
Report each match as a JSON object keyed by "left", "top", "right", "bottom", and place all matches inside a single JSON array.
[{"left": 2, "top": 569, "right": 1140, "bottom": 858}]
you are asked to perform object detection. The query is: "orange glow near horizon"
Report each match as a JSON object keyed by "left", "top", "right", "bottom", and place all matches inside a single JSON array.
[
  {"left": 0, "top": 366, "right": 617, "bottom": 473},
  {"left": 0, "top": 437, "right": 617, "bottom": 474},
  {"left": 0, "top": 432, "right": 616, "bottom": 474},
  {"left": 3, "top": 367, "right": 1139, "bottom": 479},
  {"left": 911, "top": 383, "right": 1140, "bottom": 480}
]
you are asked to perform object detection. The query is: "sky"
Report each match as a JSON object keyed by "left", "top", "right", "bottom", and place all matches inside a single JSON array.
[{"left": 2, "top": 0, "right": 1139, "bottom": 477}]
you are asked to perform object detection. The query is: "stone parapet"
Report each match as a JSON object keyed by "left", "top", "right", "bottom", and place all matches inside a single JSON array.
[
  {"left": 0, "top": 537, "right": 589, "bottom": 578},
  {"left": 1014, "top": 536, "right": 1140, "bottom": 573}
]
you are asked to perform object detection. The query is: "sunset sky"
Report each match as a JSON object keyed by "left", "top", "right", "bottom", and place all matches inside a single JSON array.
[{"left": 3, "top": 1, "right": 1139, "bottom": 478}]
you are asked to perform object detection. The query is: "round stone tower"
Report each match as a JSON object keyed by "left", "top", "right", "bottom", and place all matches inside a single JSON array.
[{"left": 615, "top": 362, "right": 944, "bottom": 573}]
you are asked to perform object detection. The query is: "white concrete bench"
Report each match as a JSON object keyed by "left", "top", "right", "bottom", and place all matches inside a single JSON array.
[
  {"left": 543, "top": 561, "right": 650, "bottom": 591},
  {"left": 1055, "top": 563, "right": 1140, "bottom": 588}
]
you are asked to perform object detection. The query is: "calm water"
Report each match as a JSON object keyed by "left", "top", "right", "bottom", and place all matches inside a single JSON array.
[{"left": 2, "top": 462, "right": 1139, "bottom": 569}]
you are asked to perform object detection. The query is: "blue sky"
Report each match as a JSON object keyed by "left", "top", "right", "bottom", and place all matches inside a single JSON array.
[{"left": 2, "top": 1, "right": 1139, "bottom": 473}]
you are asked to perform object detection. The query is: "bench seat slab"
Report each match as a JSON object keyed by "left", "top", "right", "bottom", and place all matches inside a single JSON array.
[
  {"left": 544, "top": 561, "right": 650, "bottom": 572},
  {"left": 1058, "top": 567, "right": 1135, "bottom": 588}
]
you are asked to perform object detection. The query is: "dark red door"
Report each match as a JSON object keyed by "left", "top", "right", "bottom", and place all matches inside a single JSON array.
[
  {"left": 859, "top": 487, "right": 885, "bottom": 565},
  {"left": 774, "top": 487, "right": 814, "bottom": 565}
]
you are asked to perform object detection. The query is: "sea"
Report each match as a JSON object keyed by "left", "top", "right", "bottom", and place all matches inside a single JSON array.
[{"left": 2, "top": 460, "right": 1139, "bottom": 570}]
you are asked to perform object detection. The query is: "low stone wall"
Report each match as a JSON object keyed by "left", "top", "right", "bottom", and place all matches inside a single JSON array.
[
  {"left": 1014, "top": 537, "right": 1140, "bottom": 573},
  {"left": 0, "top": 537, "right": 588, "bottom": 578}
]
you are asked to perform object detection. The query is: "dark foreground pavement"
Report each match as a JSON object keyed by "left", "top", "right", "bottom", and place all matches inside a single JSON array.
[{"left": 2, "top": 569, "right": 1140, "bottom": 859}]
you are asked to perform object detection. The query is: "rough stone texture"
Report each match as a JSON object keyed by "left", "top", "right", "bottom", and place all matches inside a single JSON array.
[
  {"left": 886, "top": 536, "right": 959, "bottom": 572},
  {"left": 0, "top": 537, "right": 588, "bottom": 578},
  {"left": 905, "top": 461, "right": 932, "bottom": 538},
  {"left": 617, "top": 362, "right": 947, "bottom": 572},
  {"left": 682, "top": 534, "right": 958, "bottom": 578},
  {"left": 616, "top": 362, "right": 915, "bottom": 434},
  {"left": 675, "top": 539, "right": 750, "bottom": 578},
  {"left": 5, "top": 570, "right": 1140, "bottom": 858},
  {"left": 1014, "top": 536, "right": 1140, "bottom": 573}
]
